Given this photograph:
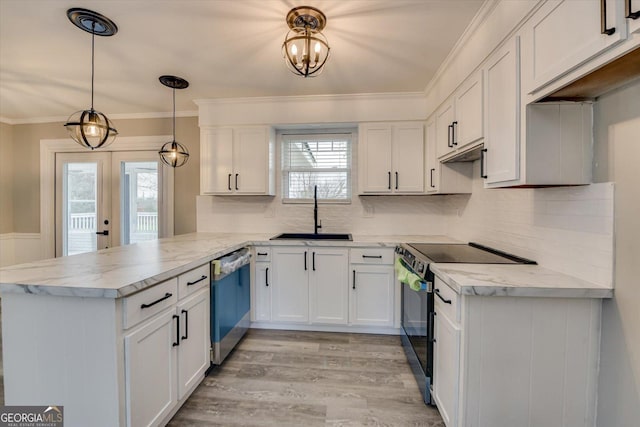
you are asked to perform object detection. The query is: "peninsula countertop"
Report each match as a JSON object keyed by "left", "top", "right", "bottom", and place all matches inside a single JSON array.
[{"left": 0, "top": 232, "right": 455, "bottom": 298}]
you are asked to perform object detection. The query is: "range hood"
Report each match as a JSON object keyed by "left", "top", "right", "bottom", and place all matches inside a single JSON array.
[{"left": 541, "top": 47, "right": 640, "bottom": 102}]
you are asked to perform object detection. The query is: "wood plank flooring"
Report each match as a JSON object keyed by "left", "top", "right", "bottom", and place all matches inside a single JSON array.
[{"left": 168, "top": 329, "right": 444, "bottom": 426}]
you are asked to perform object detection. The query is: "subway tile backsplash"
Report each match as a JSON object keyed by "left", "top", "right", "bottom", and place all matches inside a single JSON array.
[{"left": 197, "top": 163, "right": 614, "bottom": 287}]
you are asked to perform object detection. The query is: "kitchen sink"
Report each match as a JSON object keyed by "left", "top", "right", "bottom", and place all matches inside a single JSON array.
[{"left": 270, "top": 233, "right": 353, "bottom": 241}]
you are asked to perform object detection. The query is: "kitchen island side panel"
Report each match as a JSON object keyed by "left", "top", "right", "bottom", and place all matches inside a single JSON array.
[
  {"left": 461, "top": 295, "right": 600, "bottom": 427},
  {"left": 1, "top": 293, "right": 122, "bottom": 427}
]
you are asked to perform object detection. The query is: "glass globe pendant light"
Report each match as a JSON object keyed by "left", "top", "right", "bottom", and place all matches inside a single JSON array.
[
  {"left": 64, "top": 8, "right": 118, "bottom": 150},
  {"left": 158, "top": 76, "right": 190, "bottom": 168},
  {"left": 282, "top": 6, "right": 330, "bottom": 77}
]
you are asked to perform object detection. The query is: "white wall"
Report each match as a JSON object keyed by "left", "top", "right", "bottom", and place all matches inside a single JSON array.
[{"left": 593, "top": 83, "right": 640, "bottom": 427}]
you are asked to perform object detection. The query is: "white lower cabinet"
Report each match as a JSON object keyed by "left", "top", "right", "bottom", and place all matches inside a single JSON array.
[
  {"left": 258, "top": 245, "right": 395, "bottom": 330},
  {"left": 271, "top": 247, "right": 311, "bottom": 323},
  {"left": 432, "top": 295, "right": 460, "bottom": 427},
  {"left": 349, "top": 265, "right": 394, "bottom": 326},
  {"left": 125, "top": 309, "right": 177, "bottom": 427},
  {"left": 124, "top": 272, "right": 210, "bottom": 427},
  {"left": 310, "top": 249, "right": 349, "bottom": 324},
  {"left": 431, "top": 275, "right": 602, "bottom": 427},
  {"left": 271, "top": 246, "right": 349, "bottom": 324}
]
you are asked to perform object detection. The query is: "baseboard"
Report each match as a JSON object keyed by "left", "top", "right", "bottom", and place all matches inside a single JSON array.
[{"left": 250, "top": 321, "right": 400, "bottom": 335}]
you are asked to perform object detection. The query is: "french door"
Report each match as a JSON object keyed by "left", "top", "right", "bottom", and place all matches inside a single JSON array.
[{"left": 55, "top": 151, "right": 167, "bottom": 257}]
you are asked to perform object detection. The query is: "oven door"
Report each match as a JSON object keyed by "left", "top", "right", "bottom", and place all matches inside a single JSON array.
[{"left": 401, "top": 276, "right": 434, "bottom": 404}]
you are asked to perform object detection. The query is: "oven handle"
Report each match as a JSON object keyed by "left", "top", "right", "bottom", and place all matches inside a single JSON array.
[{"left": 429, "top": 311, "right": 436, "bottom": 343}]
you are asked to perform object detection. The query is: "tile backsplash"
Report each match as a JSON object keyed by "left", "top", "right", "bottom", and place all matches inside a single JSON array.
[
  {"left": 197, "top": 162, "right": 614, "bottom": 287},
  {"left": 446, "top": 164, "right": 614, "bottom": 287}
]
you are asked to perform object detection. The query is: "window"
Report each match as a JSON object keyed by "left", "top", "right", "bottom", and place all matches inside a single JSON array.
[{"left": 281, "top": 132, "right": 352, "bottom": 202}]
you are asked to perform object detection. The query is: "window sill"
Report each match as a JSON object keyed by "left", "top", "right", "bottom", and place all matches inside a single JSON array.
[{"left": 281, "top": 198, "right": 352, "bottom": 205}]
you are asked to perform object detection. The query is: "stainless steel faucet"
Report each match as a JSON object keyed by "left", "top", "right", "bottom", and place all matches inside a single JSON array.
[{"left": 314, "top": 185, "right": 322, "bottom": 234}]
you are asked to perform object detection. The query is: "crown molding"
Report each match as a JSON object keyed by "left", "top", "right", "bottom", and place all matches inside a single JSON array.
[
  {"left": 0, "top": 110, "right": 198, "bottom": 126},
  {"left": 424, "top": 0, "right": 500, "bottom": 95},
  {"left": 194, "top": 92, "right": 427, "bottom": 107}
]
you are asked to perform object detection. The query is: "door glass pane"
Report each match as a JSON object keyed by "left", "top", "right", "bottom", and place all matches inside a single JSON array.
[
  {"left": 64, "top": 163, "right": 97, "bottom": 256},
  {"left": 121, "top": 162, "right": 159, "bottom": 245}
]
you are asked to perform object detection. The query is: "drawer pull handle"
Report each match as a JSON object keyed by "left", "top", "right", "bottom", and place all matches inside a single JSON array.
[
  {"left": 141, "top": 292, "right": 172, "bottom": 309},
  {"left": 172, "top": 314, "right": 180, "bottom": 347},
  {"left": 434, "top": 289, "right": 452, "bottom": 304},
  {"left": 181, "top": 309, "right": 188, "bottom": 341},
  {"left": 257, "top": 252, "right": 268, "bottom": 256},
  {"left": 362, "top": 255, "right": 382, "bottom": 259},
  {"left": 187, "top": 275, "right": 207, "bottom": 286}
]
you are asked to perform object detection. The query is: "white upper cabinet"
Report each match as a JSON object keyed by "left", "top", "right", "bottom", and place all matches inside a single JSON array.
[
  {"left": 200, "top": 126, "right": 275, "bottom": 195},
  {"left": 483, "top": 36, "right": 521, "bottom": 185},
  {"left": 629, "top": 0, "right": 640, "bottom": 34},
  {"left": 436, "top": 71, "right": 484, "bottom": 160},
  {"left": 527, "top": 0, "right": 627, "bottom": 94},
  {"left": 359, "top": 122, "right": 425, "bottom": 194},
  {"left": 426, "top": 115, "right": 472, "bottom": 195}
]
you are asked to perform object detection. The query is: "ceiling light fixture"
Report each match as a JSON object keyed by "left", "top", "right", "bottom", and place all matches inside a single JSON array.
[
  {"left": 282, "top": 6, "right": 330, "bottom": 78},
  {"left": 158, "top": 75, "right": 190, "bottom": 168},
  {"left": 64, "top": 8, "right": 118, "bottom": 150}
]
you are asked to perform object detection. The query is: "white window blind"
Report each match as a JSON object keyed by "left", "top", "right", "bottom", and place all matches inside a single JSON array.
[{"left": 281, "top": 133, "right": 352, "bottom": 202}]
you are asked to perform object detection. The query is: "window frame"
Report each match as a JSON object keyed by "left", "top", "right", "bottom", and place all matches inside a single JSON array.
[{"left": 279, "top": 130, "right": 354, "bottom": 204}]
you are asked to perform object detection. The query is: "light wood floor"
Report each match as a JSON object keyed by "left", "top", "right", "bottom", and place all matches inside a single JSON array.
[{"left": 168, "top": 329, "right": 444, "bottom": 426}]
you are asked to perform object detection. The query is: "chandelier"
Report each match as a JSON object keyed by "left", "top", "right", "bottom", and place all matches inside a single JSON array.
[
  {"left": 282, "top": 6, "right": 330, "bottom": 78},
  {"left": 64, "top": 8, "right": 118, "bottom": 150},
  {"left": 158, "top": 75, "right": 190, "bottom": 168}
]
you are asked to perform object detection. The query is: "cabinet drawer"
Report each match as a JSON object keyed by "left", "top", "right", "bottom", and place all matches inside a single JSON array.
[
  {"left": 254, "top": 247, "right": 271, "bottom": 262},
  {"left": 123, "top": 278, "right": 178, "bottom": 330},
  {"left": 434, "top": 276, "right": 459, "bottom": 323},
  {"left": 178, "top": 264, "right": 210, "bottom": 299},
  {"left": 350, "top": 248, "right": 394, "bottom": 265}
]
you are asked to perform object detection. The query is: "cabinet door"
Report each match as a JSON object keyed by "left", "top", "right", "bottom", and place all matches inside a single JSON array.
[
  {"left": 200, "top": 127, "right": 233, "bottom": 194},
  {"left": 436, "top": 100, "right": 456, "bottom": 159},
  {"left": 629, "top": 0, "right": 640, "bottom": 34},
  {"left": 425, "top": 117, "right": 438, "bottom": 193},
  {"left": 392, "top": 123, "right": 425, "bottom": 193},
  {"left": 234, "top": 127, "right": 270, "bottom": 194},
  {"left": 271, "top": 248, "right": 309, "bottom": 323},
  {"left": 454, "top": 72, "right": 483, "bottom": 149},
  {"left": 254, "top": 262, "right": 271, "bottom": 322},
  {"left": 433, "top": 308, "right": 461, "bottom": 427},
  {"left": 309, "top": 249, "right": 349, "bottom": 324},
  {"left": 349, "top": 265, "right": 394, "bottom": 327},
  {"left": 484, "top": 36, "right": 521, "bottom": 185},
  {"left": 124, "top": 310, "right": 177, "bottom": 427},
  {"left": 359, "top": 124, "right": 393, "bottom": 193},
  {"left": 177, "top": 288, "right": 210, "bottom": 400},
  {"left": 529, "top": 0, "right": 626, "bottom": 93}
]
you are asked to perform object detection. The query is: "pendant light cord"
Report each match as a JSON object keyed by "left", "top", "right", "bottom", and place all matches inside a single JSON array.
[
  {"left": 91, "top": 21, "right": 95, "bottom": 111},
  {"left": 172, "top": 88, "right": 176, "bottom": 141}
]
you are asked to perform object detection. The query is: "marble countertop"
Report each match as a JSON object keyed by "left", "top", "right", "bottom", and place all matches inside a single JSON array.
[
  {"left": 431, "top": 263, "right": 613, "bottom": 298},
  {"left": 0, "top": 232, "right": 455, "bottom": 298},
  {"left": 0, "top": 232, "right": 611, "bottom": 299}
]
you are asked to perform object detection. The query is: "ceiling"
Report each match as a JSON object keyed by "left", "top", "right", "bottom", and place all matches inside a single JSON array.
[{"left": 0, "top": 0, "right": 485, "bottom": 122}]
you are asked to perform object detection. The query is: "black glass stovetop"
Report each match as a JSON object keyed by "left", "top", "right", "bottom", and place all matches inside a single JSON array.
[{"left": 407, "top": 243, "right": 536, "bottom": 264}]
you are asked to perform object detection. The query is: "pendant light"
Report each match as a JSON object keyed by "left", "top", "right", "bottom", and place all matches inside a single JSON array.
[
  {"left": 64, "top": 8, "right": 118, "bottom": 150},
  {"left": 158, "top": 76, "right": 190, "bottom": 168},
  {"left": 282, "top": 6, "right": 330, "bottom": 77}
]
